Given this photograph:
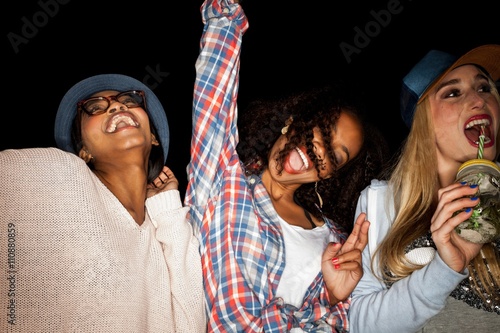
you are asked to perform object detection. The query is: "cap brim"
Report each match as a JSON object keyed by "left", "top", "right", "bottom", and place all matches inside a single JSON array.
[
  {"left": 419, "top": 44, "right": 500, "bottom": 103},
  {"left": 54, "top": 74, "right": 169, "bottom": 162}
]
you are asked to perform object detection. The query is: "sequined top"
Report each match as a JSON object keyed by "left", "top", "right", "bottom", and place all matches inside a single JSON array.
[{"left": 405, "top": 232, "right": 500, "bottom": 314}]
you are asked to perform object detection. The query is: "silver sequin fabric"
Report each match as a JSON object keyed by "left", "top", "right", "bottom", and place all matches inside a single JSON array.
[{"left": 386, "top": 232, "right": 499, "bottom": 314}]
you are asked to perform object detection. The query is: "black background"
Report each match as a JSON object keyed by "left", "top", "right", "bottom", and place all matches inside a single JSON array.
[{"left": 3, "top": 0, "right": 499, "bottom": 194}]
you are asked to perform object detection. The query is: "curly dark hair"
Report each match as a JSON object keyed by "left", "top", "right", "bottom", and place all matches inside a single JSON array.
[
  {"left": 237, "top": 83, "right": 390, "bottom": 232},
  {"left": 298, "top": 122, "right": 390, "bottom": 232}
]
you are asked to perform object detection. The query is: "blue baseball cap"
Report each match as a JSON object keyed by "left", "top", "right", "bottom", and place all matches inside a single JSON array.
[
  {"left": 54, "top": 74, "right": 170, "bottom": 162},
  {"left": 400, "top": 44, "right": 500, "bottom": 128}
]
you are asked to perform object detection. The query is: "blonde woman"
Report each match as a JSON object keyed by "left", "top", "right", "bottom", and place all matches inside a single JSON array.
[{"left": 350, "top": 44, "right": 500, "bottom": 332}]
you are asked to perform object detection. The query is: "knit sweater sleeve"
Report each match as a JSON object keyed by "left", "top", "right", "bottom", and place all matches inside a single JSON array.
[
  {"left": 349, "top": 180, "right": 468, "bottom": 333},
  {"left": 146, "top": 191, "right": 206, "bottom": 332}
]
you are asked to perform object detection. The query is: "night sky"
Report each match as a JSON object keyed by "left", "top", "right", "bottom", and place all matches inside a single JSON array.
[{"left": 4, "top": 0, "right": 499, "bottom": 194}]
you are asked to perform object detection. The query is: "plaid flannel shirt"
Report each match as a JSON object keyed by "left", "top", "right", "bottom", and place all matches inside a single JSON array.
[{"left": 185, "top": 1, "right": 350, "bottom": 331}]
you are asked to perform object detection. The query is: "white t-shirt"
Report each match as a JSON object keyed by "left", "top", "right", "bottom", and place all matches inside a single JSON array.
[{"left": 276, "top": 216, "right": 333, "bottom": 308}]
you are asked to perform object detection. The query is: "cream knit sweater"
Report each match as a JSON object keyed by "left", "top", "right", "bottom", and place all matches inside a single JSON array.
[{"left": 0, "top": 148, "right": 206, "bottom": 333}]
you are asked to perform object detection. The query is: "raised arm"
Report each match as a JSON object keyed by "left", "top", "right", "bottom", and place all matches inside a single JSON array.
[{"left": 185, "top": 0, "right": 248, "bottom": 211}]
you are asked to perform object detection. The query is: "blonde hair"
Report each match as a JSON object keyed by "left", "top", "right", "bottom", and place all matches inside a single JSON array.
[{"left": 373, "top": 73, "right": 500, "bottom": 302}]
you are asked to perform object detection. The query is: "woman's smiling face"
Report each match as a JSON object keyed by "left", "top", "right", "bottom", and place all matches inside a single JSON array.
[
  {"left": 268, "top": 110, "right": 364, "bottom": 184},
  {"left": 429, "top": 65, "right": 500, "bottom": 164},
  {"left": 79, "top": 90, "right": 154, "bottom": 162}
]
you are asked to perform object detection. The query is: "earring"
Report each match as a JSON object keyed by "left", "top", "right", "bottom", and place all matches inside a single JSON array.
[
  {"left": 315, "top": 182, "right": 323, "bottom": 209},
  {"left": 78, "top": 148, "right": 94, "bottom": 163},
  {"left": 281, "top": 116, "right": 293, "bottom": 135}
]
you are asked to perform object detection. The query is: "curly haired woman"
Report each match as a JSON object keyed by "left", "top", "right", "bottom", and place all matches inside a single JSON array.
[{"left": 186, "top": 0, "right": 388, "bottom": 331}]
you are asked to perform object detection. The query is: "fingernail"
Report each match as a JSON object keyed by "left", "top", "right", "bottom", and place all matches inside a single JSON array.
[
  {"left": 334, "top": 264, "right": 340, "bottom": 269},
  {"left": 470, "top": 184, "right": 478, "bottom": 189},
  {"left": 465, "top": 208, "right": 472, "bottom": 213},
  {"left": 331, "top": 257, "right": 339, "bottom": 264},
  {"left": 460, "top": 181, "right": 467, "bottom": 185},
  {"left": 471, "top": 197, "right": 478, "bottom": 201}
]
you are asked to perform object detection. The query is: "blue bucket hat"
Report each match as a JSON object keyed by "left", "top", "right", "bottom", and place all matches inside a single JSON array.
[
  {"left": 400, "top": 44, "right": 500, "bottom": 128},
  {"left": 54, "top": 74, "right": 169, "bottom": 162}
]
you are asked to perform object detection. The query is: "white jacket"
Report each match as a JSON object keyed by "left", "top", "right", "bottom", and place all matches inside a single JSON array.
[{"left": 349, "top": 179, "right": 500, "bottom": 333}]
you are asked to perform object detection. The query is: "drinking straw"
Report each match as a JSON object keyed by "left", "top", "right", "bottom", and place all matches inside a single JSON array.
[{"left": 477, "top": 125, "right": 485, "bottom": 159}]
